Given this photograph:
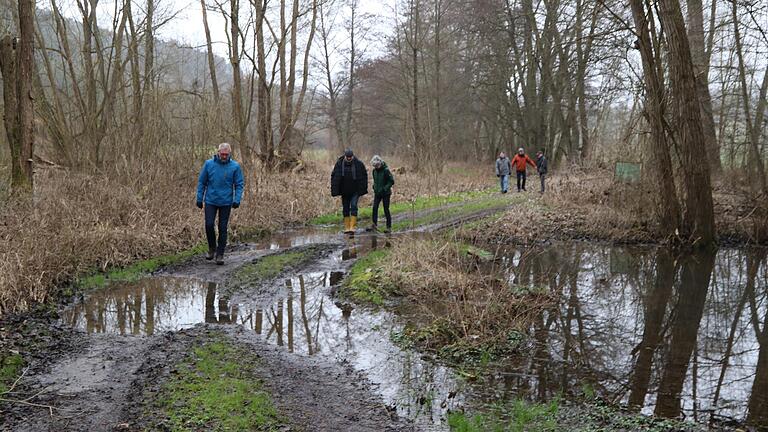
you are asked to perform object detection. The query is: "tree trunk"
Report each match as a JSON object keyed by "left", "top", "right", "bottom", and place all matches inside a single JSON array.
[
  {"left": 686, "top": 0, "right": 721, "bottom": 174},
  {"left": 629, "top": 0, "right": 681, "bottom": 236},
  {"left": 657, "top": 0, "right": 716, "bottom": 246},
  {"left": 200, "top": 0, "right": 220, "bottom": 103}
]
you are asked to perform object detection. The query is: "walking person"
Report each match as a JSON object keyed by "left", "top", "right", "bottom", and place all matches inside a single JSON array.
[
  {"left": 495, "top": 151, "right": 512, "bottom": 193},
  {"left": 331, "top": 148, "right": 368, "bottom": 234},
  {"left": 511, "top": 147, "right": 536, "bottom": 192},
  {"left": 370, "top": 155, "right": 395, "bottom": 233},
  {"left": 196, "top": 143, "right": 244, "bottom": 265},
  {"left": 536, "top": 150, "right": 548, "bottom": 193}
]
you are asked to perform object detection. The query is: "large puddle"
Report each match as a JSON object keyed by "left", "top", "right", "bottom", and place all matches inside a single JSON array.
[{"left": 62, "top": 232, "right": 768, "bottom": 428}]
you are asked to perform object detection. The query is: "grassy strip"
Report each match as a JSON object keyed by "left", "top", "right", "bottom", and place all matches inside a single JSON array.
[
  {"left": 448, "top": 399, "right": 704, "bottom": 432},
  {"left": 231, "top": 249, "right": 312, "bottom": 285},
  {"left": 342, "top": 249, "right": 394, "bottom": 305},
  {"left": 74, "top": 243, "right": 209, "bottom": 291},
  {"left": 156, "top": 338, "right": 284, "bottom": 431},
  {"left": 0, "top": 352, "right": 24, "bottom": 393},
  {"left": 310, "top": 189, "right": 495, "bottom": 225},
  {"left": 391, "top": 194, "right": 518, "bottom": 232},
  {"left": 448, "top": 400, "right": 558, "bottom": 432}
]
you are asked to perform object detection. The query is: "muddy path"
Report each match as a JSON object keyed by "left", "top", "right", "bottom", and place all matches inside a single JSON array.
[{"left": 1, "top": 197, "right": 509, "bottom": 432}]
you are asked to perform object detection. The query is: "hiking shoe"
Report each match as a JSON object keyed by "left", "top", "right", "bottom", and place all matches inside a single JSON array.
[
  {"left": 206, "top": 249, "right": 215, "bottom": 260},
  {"left": 215, "top": 253, "right": 224, "bottom": 265}
]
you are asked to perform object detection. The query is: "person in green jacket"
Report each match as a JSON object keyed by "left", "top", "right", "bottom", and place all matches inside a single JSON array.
[{"left": 370, "top": 155, "right": 395, "bottom": 233}]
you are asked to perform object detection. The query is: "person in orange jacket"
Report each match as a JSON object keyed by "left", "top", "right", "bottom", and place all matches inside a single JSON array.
[{"left": 511, "top": 147, "right": 536, "bottom": 192}]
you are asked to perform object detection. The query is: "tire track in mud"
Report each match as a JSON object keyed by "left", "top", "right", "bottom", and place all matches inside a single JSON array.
[{"left": 2, "top": 197, "right": 512, "bottom": 432}]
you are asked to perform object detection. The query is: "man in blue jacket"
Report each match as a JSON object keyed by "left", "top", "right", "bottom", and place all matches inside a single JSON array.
[{"left": 196, "top": 143, "right": 244, "bottom": 264}]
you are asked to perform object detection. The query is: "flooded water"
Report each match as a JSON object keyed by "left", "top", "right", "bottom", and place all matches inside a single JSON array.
[
  {"left": 62, "top": 232, "right": 462, "bottom": 429},
  {"left": 482, "top": 244, "right": 768, "bottom": 427},
  {"left": 61, "top": 230, "right": 768, "bottom": 428}
]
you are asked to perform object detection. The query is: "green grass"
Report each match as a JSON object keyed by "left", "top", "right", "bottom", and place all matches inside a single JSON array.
[
  {"left": 390, "top": 193, "right": 519, "bottom": 232},
  {"left": 342, "top": 249, "right": 393, "bottom": 305},
  {"left": 157, "top": 339, "right": 284, "bottom": 432},
  {"left": 0, "top": 352, "right": 24, "bottom": 394},
  {"left": 310, "top": 189, "right": 496, "bottom": 225},
  {"left": 75, "top": 243, "right": 208, "bottom": 291},
  {"left": 232, "top": 249, "right": 311, "bottom": 284},
  {"left": 448, "top": 399, "right": 559, "bottom": 432}
]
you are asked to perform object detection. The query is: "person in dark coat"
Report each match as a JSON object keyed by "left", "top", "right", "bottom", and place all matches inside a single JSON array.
[
  {"left": 370, "top": 155, "right": 395, "bottom": 232},
  {"left": 536, "top": 150, "right": 548, "bottom": 193},
  {"left": 331, "top": 149, "right": 368, "bottom": 233},
  {"left": 196, "top": 143, "right": 245, "bottom": 264}
]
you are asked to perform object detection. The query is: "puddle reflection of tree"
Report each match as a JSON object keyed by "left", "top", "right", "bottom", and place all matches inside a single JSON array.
[
  {"left": 70, "top": 278, "right": 196, "bottom": 335},
  {"left": 488, "top": 244, "right": 768, "bottom": 424}
]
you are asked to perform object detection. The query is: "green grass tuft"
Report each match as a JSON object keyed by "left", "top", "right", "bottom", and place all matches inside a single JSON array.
[
  {"left": 158, "top": 339, "right": 284, "bottom": 431},
  {"left": 342, "top": 249, "right": 392, "bottom": 305},
  {"left": 310, "top": 189, "right": 496, "bottom": 225},
  {"left": 0, "top": 352, "right": 24, "bottom": 394},
  {"left": 76, "top": 243, "right": 208, "bottom": 291},
  {"left": 233, "top": 250, "right": 311, "bottom": 284},
  {"left": 448, "top": 399, "right": 559, "bottom": 432}
]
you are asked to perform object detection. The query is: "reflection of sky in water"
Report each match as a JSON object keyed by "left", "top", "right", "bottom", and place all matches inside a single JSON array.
[
  {"left": 62, "top": 268, "right": 462, "bottom": 429},
  {"left": 62, "top": 242, "right": 768, "bottom": 426}
]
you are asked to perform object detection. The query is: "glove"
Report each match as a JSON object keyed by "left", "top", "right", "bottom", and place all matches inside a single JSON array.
[
  {"left": 232, "top": 202, "right": 240, "bottom": 209},
  {"left": 196, "top": 201, "right": 203, "bottom": 209},
  {"left": 497, "top": 174, "right": 500, "bottom": 177}
]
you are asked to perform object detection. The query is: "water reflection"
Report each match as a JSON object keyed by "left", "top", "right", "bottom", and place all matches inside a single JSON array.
[
  {"left": 485, "top": 244, "right": 768, "bottom": 426},
  {"left": 61, "top": 237, "right": 768, "bottom": 427}
]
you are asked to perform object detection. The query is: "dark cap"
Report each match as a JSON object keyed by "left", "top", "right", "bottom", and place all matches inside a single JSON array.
[{"left": 344, "top": 149, "right": 354, "bottom": 157}]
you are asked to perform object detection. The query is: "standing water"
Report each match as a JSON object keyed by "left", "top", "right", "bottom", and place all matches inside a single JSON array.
[{"left": 62, "top": 231, "right": 768, "bottom": 428}]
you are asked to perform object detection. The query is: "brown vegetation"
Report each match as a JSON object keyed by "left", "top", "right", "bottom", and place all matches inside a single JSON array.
[
  {"left": 0, "top": 158, "right": 489, "bottom": 317},
  {"left": 463, "top": 169, "right": 768, "bottom": 246},
  {"left": 378, "top": 238, "right": 553, "bottom": 357}
]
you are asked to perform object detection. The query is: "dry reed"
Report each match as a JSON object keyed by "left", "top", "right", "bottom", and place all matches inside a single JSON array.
[
  {"left": 0, "top": 158, "right": 491, "bottom": 316},
  {"left": 380, "top": 237, "right": 554, "bottom": 353}
]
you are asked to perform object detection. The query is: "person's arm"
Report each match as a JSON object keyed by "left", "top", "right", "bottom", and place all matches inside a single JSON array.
[
  {"left": 196, "top": 162, "right": 208, "bottom": 205},
  {"left": 495, "top": 160, "right": 500, "bottom": 176},
  {"left": 233, "top": 164, "right": 245, "bottom": 206},
  {"left": 526, "top": 155, "right": 536, "bottom": 168}
]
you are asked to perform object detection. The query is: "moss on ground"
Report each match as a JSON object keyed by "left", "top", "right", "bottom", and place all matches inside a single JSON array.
[
  {"left": 390, "top": 193, "right": 519, "bottom": 232},
  {"left": 310, "top": 189, "right": 496, "bottom": 225},
  {"left": 153, "top": 338, "right": 284, "bottom": 431},
  {"left": 0, "top": 352, "right": 24, "bottom": 393},
  {"left": 342, "top": 249, "right": 394, "bottom": 305},
  {"left": 75, "top": 243, "right": 208, "bottom": 291},
  {"left": 232, "top": 249, "right": 312, "bottom": 285},
  {"left": 448, "top": 399, "right": 706, "bottom": 432},
  {"left": 449, "top": 399, "right": 559, "bottom": 432}
]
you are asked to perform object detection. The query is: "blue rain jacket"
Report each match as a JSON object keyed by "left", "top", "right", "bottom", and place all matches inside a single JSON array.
[{"left": 196, "top": 155, "right": 244, "bottom": 206}]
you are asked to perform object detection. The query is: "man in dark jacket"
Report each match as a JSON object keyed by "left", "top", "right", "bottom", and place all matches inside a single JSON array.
[
  {"left": 370, "top": 155, "right": 395, "bottom": 232},
  {"left": 331, "top": 148, "right": 368, "bottom": 234},
  {"left": 536, "top": 150, "right": 548, "bottom": 193},
  {"left": 196, "top": 143, "right": 245, "bottom": 264}
]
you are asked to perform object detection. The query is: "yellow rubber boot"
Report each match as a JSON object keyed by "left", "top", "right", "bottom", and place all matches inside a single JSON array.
[
  {"left": 350, "top": 216, "right": 357, "bottom": 233},
  {"left": 343, "top": 216, "right": 350, "bottom": 233}
]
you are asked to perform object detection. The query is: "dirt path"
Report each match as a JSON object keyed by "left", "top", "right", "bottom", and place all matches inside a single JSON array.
[{"left": 2, "top": 197, "right": 505, "bottom": 432}]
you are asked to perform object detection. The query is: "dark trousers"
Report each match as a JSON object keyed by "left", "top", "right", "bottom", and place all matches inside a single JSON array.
[
  {"left": 516, "top": 171, "right": 527, "bottom": 191},
  {"left": 372, "top": 193, "right": 392, "bottom": 228},
  {"left": 540, "top": 173, "right": 546, "bottom": 193},
  {"left": 342, "top": 194, "right": 359, "bottom": 217},
  {"left": 204, "top": 204, "right": 232, "bottom": 254}
]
